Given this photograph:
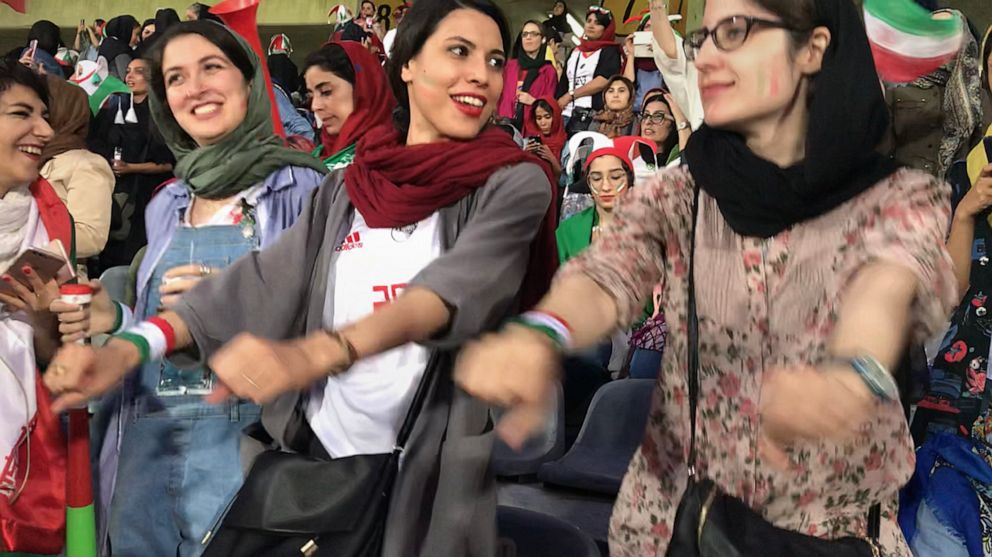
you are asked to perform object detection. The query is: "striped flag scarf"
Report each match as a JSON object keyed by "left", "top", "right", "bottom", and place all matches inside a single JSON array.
[{"left": 865, "top": 0, "right": 965, "bottom": 83}]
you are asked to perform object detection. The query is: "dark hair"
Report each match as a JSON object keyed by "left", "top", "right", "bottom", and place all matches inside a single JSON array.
[
  {"left": 360, "top": 0, "right": 376, "bottom": 9},
  {"left": 95, "top": 19, "right": 106, "bottom": 26},
  {"left": 587, "top": 9, "right": 611, "bottom": 28},
  {"left": 141, "top": 19, "right": 156, "bottom": 34},
  {"left": 386, "top": 0, "right": 511, "bottom": 137},
  {"left": 641, "top": 93, "right": 678, "bottom": 158},
  {"left": 602, "top": 75, "right": 634, "bottom": 108},
  {"left": 512, "top": 20, "right": 546, "bottom": 60},
  {"left": 27, "top": 20, "right": 63, "bottom": 56},
  {"left": 751, "top": 0, "right": 815, "bottom": 48},
  {"left": 0, "top": 58, "right": 49, "bottom": 108},
  {"left": 302, "top": 43, "right": 356, "bottom": 85},
  {"left": 532, "top": 99, "right": 554, "bottom": 121},
  {"left": 146, "top": 21, "right": 254, "bottom": 111},
  {"left": 983, "top": 31, "right": 992, "bottom": 92},
  {"left": 188, "top": 3, "right": 223, "bottom": 23}
]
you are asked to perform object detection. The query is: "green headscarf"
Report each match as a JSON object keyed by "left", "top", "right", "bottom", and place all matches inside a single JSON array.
[{"left": 148, "top": 22, "right": 326, "bottom": 199}]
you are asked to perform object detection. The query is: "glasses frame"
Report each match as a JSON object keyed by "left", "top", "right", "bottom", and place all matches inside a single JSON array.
[
  {"left": 683, "top": 15, "right": 801, "bottom": 62},
  {"left": 641, "top": 111, "right": 675, "bottom": 124},
  {"left": 587, "top": 170, "right": 629, "bottom": 194}
]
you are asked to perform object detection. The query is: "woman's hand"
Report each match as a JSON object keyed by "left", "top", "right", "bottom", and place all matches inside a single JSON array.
[
  {"left": 48, "top": 279, "right": 117, "bottom": 342},
  {"left": 955, "top": 163, "right": 992, "bottom": 220},
  {"left": 455, "top": 325, "right": 560, "bottom": 450},
  {"left": 557, "top": 93, "right": 572, "bottom": 109},
  {"left": 517, "top": 91, "right": 536, "bottom": 106},
  {"left": 205, "top": 332, "right": 344, "bottom": 405},
  {"left": 111, "top": 159, "right": 132, "bottom": 176},
  {"left": 0, "top": 266, "right": 60, "bottom": 320},
  {"left": 158, "top": 264, "right": 217, "bottom": 309},
  {"left": 623, "top": 34, "right": 635, "bottom": 58},
  {"left": 529, "top": 142, "right": 553, "bottom": 162},
  {"left": 665, "top": 92, "right": 688, "bottom": 129},
  {"left": 649, "top": 0, "right": 669, "bottom": 25},
  {"left": 758, "top": 365, "right": 876, "bottom": 470},
  {"left": 45, "top": 340, "right": 142, "bottom": 413}
]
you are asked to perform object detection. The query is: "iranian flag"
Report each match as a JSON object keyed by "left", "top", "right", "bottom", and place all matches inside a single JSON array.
[
  {"left": 0, "top": 0, "right": 25, "bottom": 13},
  {"left": 864, "top": 0, "right": 964, "bottom": 83},
  {"left": 69, "top": 60, "right": 131, "bottom": 115}
]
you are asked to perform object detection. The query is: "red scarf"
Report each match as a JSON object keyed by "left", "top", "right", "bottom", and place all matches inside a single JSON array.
[
  {"left": 345, "top": 124, "right": 559, "bottom": 309},
  {"left": 524, "top": 96, "right": 567, "bottom": 161},
  {"left": 575, "top": 18, "right": 620, "bottom": 54},
  {"left": 319, "top": 41, "right": 396, "bottom": 159}
]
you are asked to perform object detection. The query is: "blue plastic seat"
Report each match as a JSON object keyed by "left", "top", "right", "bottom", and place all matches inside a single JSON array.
[
  {"left": 537, "top": 379, "right": 654, "bottom": 495},
  {"left": 497, "top": 506, "right": 600, "bottom": 557},
  {"left": 492, "top": 382, "right": 565, "bottom": 478},
  {"left": 99, "top": 265, "right": 130, "bottom": 303}
]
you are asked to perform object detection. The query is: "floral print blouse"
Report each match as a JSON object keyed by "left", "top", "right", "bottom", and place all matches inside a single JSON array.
[{"left": 560, "top": 166, "right": 957, "bottom": 556}]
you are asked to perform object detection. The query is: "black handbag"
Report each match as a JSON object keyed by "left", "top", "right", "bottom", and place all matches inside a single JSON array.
[
  {"left": 200, "top": 357, "right": 437, "bottom": 557},
  {"left": 565, "top": 107, "right": 595, "bottom": 135},
  {"left": 665, "top": 186, "right": 881, "bottom": 557}
]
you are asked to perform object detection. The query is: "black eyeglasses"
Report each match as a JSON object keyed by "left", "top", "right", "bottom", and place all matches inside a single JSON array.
[
  {"left": 642, "top": 111, "right": 674, "bottom": 124},
  {"left": 683, "top": 15, "right": 802, "bottom": 62}
]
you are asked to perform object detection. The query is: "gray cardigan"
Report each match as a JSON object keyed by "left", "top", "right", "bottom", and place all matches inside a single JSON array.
[{"left": 173, "top": 161, "right": 552, "bottom": 557}]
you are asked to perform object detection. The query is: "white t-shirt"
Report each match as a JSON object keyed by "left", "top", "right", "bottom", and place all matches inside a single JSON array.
[
  {"left": 307, "top": 210, "right": 442, "bottom": 457},
  {"left": 183, "top": 185, "right": 263, "bottom": 228},
  {"left": 562, "top": 48, "right": 602, "bottom": 117},
  {"left": 383, "top": 28, "right": 398, "bottom": 58}
]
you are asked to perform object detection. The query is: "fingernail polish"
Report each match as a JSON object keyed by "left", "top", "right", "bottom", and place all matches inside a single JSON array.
[
  {"left": 1, "top": 275, "right": 11, "bottom": 283},
  {"left": 21, "top": 266, "right": 31, "bottom": 275}
]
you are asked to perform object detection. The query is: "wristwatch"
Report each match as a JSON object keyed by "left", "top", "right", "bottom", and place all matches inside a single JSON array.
[
  {"left": 676, "top": 121, "right": 689, "bottom": 131},
  {"left": 840, "top": 354, "right": 899, "bottom": 401}
]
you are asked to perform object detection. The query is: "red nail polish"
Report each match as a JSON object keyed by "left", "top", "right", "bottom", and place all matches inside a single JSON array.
[
  {"left": 21, "top": 266, "right": 31, "bottom": 275},
  {"left": 0, "top": 275, "right": 10, "bottom": 283}
]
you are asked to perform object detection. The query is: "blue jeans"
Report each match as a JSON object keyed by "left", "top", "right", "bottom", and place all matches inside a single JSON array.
[
  {"left": 107, "top": 400, "right": 259, "bottom": 557},
  {"left": 108, "top": 223, "right": 259, "bottom": 556},
  {"left": 908, "top": 500, "right": 970, "bottom": 557}
]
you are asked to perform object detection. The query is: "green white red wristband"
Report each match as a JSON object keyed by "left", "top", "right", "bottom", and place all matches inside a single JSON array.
[
  {"left": 508, "top": 310, "right": 574, "bottom": 351},
  {"left": 110, "top": 301, "right": 134, "bottom": 335},
  {"left": 113, "top": 316, "right": 176, "bottom": 364}
]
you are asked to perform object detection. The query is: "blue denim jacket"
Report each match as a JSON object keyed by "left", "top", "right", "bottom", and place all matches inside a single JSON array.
[
  {"left": 274, "top": 87, "right": 316, "bottom": 141},
  {"left": 134, "top": 165, "right": 324, "bottom": 318}
]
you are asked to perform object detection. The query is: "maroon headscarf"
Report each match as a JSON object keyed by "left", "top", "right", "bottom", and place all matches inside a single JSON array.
[
  {"left": 575, "top": 10, "right": 619, "bottom": 54},
  {"left": 318, "top": 41, "right": 395, "bottom": 159},
  {"left": 345, "top": 124, "right": 559, "bottom": 309},
  {"left": 524, "top": 95, "right": 567, "bottom": 161}
]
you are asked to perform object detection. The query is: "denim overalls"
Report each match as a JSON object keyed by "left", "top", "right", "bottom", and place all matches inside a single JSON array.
[{"left": 108, "top": 210, "right": 260, "bottom": 557}]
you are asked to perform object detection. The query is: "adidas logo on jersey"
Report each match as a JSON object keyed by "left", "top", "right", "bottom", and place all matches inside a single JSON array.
[{"left": 336, "top": 232, "right": 363, "bottom": 252}]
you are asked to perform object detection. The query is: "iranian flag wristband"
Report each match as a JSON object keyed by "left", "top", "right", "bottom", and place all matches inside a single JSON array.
[
  {"left": 113, "top": 316, "right": 176, "bottom": 364},
  {"left": 508, "top": 310, "right": 574, "bottom": 351},
  {"left": 109, "top": 301, "right": 134, "bottom": 335}
]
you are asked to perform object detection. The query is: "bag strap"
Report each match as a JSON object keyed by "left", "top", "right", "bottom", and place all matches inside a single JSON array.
[
  {"left": 393, "top": 352, "right": 439, "bottom": 451},
  {"left": 682, "top": 187, "right": 881, "bottom": 543},
  {"left": 686, "top": 184, "right": 702, "bottom": 475}
]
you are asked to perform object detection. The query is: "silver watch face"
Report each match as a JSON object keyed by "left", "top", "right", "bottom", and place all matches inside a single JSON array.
[{"left": 854, "top": 355, "right": 899, "bottom": 400}]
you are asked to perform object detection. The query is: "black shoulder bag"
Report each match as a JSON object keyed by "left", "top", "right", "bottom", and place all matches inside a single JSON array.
[
  {"left": 665, "top": 186, "right": 882, "bottom": 557},
  {"left": 201, "top": 356, "right": 437, "bottom": 557}
]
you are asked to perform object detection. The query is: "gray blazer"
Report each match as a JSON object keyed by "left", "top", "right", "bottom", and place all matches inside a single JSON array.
[{"left": 173, "top": 162, "right": 552, "bottom": 556}]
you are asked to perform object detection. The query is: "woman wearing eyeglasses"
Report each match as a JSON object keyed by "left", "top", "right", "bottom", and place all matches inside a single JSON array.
[
  {"left": 497, "top": 20, "right": 558, "bottom": 129},
  {"left": 556, "top": 146, "right": 632, "bottom": 263},
  {"left": 638, "top": 88, "right": 690, "bottom": 165},
  {"left": 456, "top": 0, "right": 955, "bottom": 555}
]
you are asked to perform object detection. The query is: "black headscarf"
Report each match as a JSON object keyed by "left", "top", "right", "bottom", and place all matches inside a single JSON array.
[
  {"left": 138, "top": 8, "right": 181, "bottom": 55},
  {"left": 267, "top": 53, "right": 300, "bottom": 96},
  {"left": 99, "top": 15, "right": 139, "bottom": 64},
  {"left": 683, "top": 0, "right": 898, "bottom": 238},
  {"left": 544, "top": 1, "right": 570, "bottom": 37},
  {"left": 27, "top": 20, "right": 62, "bottom": 56}
]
